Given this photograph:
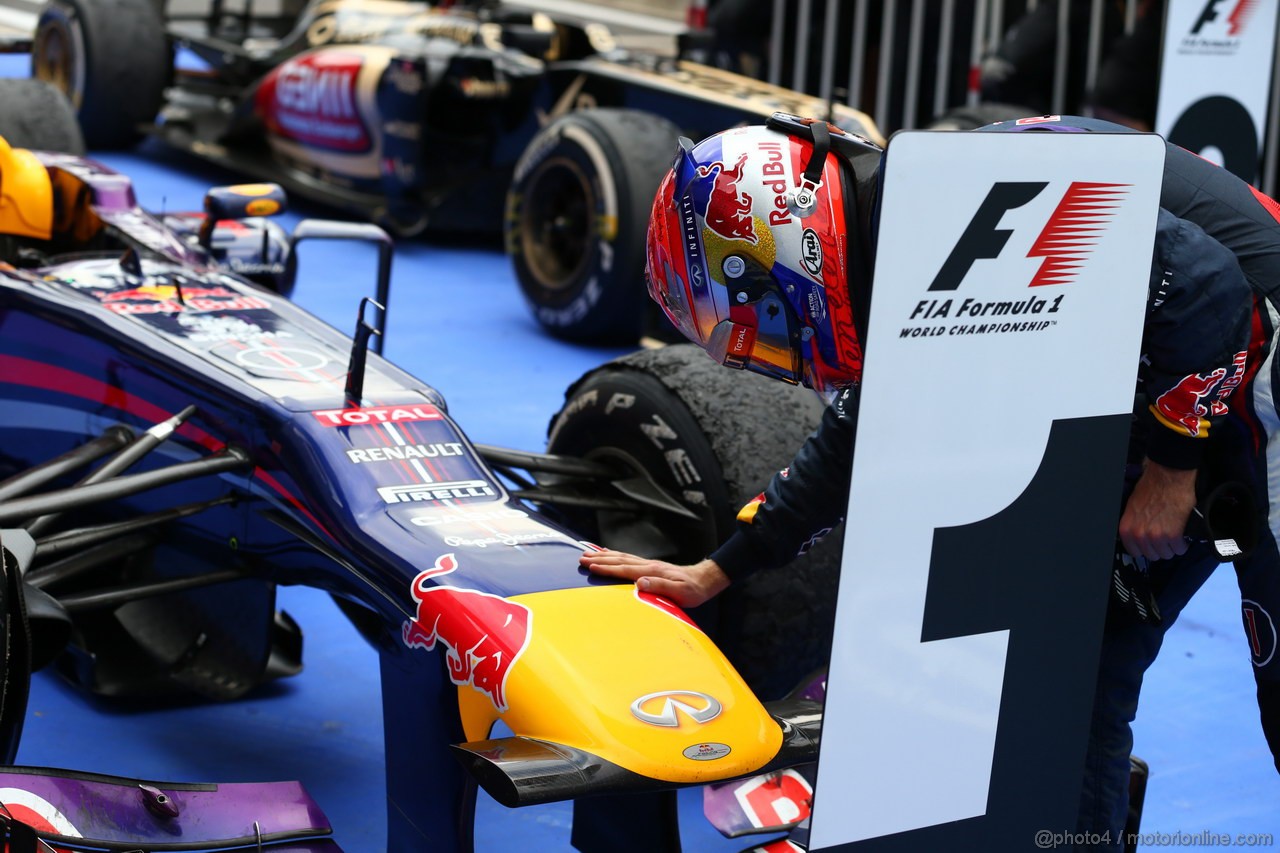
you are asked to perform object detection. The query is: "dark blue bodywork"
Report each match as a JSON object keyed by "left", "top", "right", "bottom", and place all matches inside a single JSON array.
[{"left": 0, "top": 153, "right": 605, "bottom": 850}]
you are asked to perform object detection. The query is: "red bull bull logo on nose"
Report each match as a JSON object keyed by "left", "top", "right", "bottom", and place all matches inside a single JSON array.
[
  {"left": 93, "top": 284, "right": 271, "bottom": 315},
  {"left": 401, "top": 553, "right": 532, "bottom": 712},
  {"left": 695, "top": 153, "right": 758, "bottom": 244}
]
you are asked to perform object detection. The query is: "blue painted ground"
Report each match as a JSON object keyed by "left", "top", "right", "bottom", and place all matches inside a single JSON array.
[{"left": 0, "top": 55, "right": 1278, "bottom": 852}]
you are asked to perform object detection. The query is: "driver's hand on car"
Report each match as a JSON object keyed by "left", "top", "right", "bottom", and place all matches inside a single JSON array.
[{"left": 579, "top": 549, "right": 730, "bottom": 608}]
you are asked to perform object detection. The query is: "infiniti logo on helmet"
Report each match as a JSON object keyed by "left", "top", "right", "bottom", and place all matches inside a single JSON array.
[
  {"left": 689, "top": 260, "right": 705, "bottom": 289},
  {"left": 630, "top": 691, "right": 723, "bottom": 727}
]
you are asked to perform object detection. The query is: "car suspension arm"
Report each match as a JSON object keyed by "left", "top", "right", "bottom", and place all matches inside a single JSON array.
[
  {"left": 475, "top": 444, "right": 698, "bottom": 520},
  {"left": 32, "top": 495, "right": 237, "bottom": 563},
  {"left": 0, "top": 448, "right": 251, "bottom": 527},
  {"left": 0, "top": 426, "right": 134, "bottom": 502},
  {"left": 26, "top": 406, "right": 197, "bottom": 536},
  {"left": 55, "top": 567, "right": 251, "bottom": 614}
]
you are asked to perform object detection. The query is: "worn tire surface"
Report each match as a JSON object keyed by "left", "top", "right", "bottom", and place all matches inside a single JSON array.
[
  {"left": 32, "top": 0, "right": 169, "bottom": 149},
  {"left": 507, "top": 108, "right": 679, "bottom": 345},
  {"left": 0, "top": 78, "right": 85, "bottom": 154},
  {"left": 547, "top": 344, "right": 843, "bottom": 699}
]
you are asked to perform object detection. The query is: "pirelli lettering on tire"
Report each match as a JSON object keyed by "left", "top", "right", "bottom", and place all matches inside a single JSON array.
[
  {"left": 640, "top": 414, "right": 679, "bottom": 449},
  {"left": 666, "top": 449, "right": 702, "bottom": 487},
  {"left": 536, "top": 276, "right": 602, "bottom": 328},
  {"left": 509, "top": 109, "right": 680, "bottom": 343}
]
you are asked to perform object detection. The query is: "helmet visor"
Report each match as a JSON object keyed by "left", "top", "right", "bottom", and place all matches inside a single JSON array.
[{"left": 706, "top": 266, "right": 802, "bottom": 385}]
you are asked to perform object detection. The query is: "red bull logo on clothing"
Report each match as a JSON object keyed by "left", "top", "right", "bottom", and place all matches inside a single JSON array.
[
  {"left": 402, "top": 553, "right": 532, "bottom": 711},
  {"left": 695, "top": 153, "right": 758, "bottom": 244},
  {"left": 1153, "top": 368, "right": 1228, "bottom": 437}
]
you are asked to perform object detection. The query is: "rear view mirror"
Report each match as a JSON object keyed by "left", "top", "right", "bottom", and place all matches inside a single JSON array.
[{"left": 198, "top": 183, "right": 287, "bottom": 247}]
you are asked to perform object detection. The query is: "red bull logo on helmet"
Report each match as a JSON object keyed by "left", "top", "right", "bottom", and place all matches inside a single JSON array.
[
  {"left": 401, "top": 553, "right": 532, "bottom": 712},
  {"left": 694, "top": 153, "right": 758, "bottom": 244}
]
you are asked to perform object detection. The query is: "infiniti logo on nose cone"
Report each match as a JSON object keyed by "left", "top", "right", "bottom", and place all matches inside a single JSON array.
[{"left": 630, "top": 691, "right": 723, "bottom": 727}]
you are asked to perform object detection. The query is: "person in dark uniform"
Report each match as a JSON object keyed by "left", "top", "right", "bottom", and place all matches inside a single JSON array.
[{"left": 582, "top": 113, "right": 1278, "bottom": 850}]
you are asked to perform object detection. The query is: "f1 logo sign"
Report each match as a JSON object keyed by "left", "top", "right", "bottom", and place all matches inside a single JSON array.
[
  {"left": 809, "top": 130, "right": 1163, "bottom": 852},
  {"left": 929, "top": 182, "right": 1129, "bottom": 291},
  {"left": 1192, "top": 0, "right": 1257, "bottom": 36},
  {"left": 1156, "top": 0, "right": 1275, "bottom": 185}
]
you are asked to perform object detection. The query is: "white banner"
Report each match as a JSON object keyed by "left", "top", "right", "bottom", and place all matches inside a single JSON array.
[
  {"left": 809, "top": 130, "right": 1165, "bottom": 850},
  {"left": 1155, "top": 0, "right": 1279, "bottom": 183}
]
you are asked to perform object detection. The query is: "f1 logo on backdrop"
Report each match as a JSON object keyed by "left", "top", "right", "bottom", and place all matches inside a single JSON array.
[
  {"left": 1156, "top": 0, "right": 1278, "bottom": 185},
  {"left": 929, "top": 181, "right": 1129, "bottom": 292},
  {"left": 808, "top": 131, "right": 1164, "bottom": 852},
  {"left": 1191, "top": 0, "right": 1259, "bottom": 36}
]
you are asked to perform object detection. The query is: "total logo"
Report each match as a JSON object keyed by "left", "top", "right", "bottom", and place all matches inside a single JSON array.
[{"left": 313, "top": 404, "right": 443, "bottom": 427}]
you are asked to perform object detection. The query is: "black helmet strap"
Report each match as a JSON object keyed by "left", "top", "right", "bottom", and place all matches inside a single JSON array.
[
  {"left": 802, "top": 120, "right": 831, "bottom": 186},
  {"left": 765, "top": 115, "right": 831, "bottom": 218}
]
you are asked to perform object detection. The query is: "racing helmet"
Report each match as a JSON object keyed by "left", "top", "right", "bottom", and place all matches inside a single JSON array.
[
  {"left": 646, "top": 113, "right": 882, "bottom": 392},
  {"left": 0, "top": 136, "right": 52, "bottom": 241}
]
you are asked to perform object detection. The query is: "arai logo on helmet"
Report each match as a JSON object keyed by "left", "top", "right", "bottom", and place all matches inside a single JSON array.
[{"left": 800, "top": 228, "right": 823, "bottom": 277}]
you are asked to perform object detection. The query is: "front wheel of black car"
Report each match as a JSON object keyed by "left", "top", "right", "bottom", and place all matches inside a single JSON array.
[
  {"left": 0, "top": 78, "right": 85, "bottom": 154},
  {"left": 32, "top": 0, "right": 169, "bottom": 149},
  {"left": 507, "top": 109, "right": 679, "bottom": 345},
  {"left": 544, "top": 343, "right": 844, "bottom": 699}
]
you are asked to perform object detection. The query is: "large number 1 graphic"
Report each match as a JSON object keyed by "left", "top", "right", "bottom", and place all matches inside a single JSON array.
[{"left": 812, "top": 417, "right": 1127, "bottom": 852}]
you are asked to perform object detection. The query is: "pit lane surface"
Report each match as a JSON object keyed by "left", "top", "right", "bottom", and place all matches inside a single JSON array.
[{"left": 0, "top": 56, "right": 1276, "bottom": 851}]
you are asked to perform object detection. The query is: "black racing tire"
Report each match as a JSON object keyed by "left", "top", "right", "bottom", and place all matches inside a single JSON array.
[
  {"left": 32, "top": 0, "right": 170, "bottom": 149},
  {"left": 545, "top": 343, "right": 844, "bottom": 699},
  {"left": 0, "top": 78, "right": 85, "bottom": 154},
  {"left": 506, "top": 108, "right": 679, "bottom": 345}
]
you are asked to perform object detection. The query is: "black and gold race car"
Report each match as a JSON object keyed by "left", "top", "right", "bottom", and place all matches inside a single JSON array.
[{"left": 27, "top": 0, "right": 881, "bottom": 343}]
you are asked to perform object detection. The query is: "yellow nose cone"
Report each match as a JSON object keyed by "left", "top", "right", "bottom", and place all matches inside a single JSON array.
[{"left": 457, "top": 584, "right": 783, "bottom": 784}]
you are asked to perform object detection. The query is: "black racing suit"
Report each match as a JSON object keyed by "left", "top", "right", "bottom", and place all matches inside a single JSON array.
[{"left": 710, "top": 118, "right": 1264, "bottom": 850}]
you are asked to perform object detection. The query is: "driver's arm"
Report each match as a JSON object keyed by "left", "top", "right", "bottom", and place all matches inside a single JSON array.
[
  {"left": 708, "top": 384, "right": 859, "bottom": 581},
  {"left": 1123, "top": 209, "right": 1253, "bottom": 560},
  {"left": 582, "top": 384, "right": 858, "bottom": 607}
]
